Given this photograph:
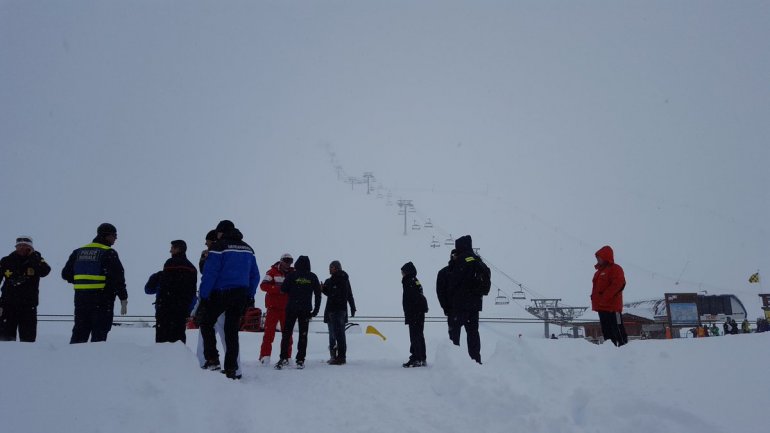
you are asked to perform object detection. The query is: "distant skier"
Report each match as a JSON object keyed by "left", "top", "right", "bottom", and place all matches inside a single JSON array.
[
  {"left": 275, "top": 255, "right": 321, "bottom": 370},
  {"left": 62, "top": 223, "right": 128, "bottom": 344},
  {"left": 401, "top": 261, "right": 428, "bottom": 368},
  {"left": 590, "top": 245, "right": 627, "bottom": 347},
  {"left": 0, "top": 236, "right": 51, "bottom": 342},
  {"left": 322, "top": 260, "right": 356, "bottom": 365}
]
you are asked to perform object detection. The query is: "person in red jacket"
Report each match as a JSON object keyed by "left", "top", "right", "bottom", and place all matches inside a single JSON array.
[
  {"left": 258, "top": 253, "right": 294, "bottom": 364},
  {"left": 591, "top": 245, "right": 628, "bottom": 347}
]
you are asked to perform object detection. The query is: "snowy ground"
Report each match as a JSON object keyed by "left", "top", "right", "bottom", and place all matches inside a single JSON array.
[{"left": 1, "top": 321, "right": 767, "bottom": 433}]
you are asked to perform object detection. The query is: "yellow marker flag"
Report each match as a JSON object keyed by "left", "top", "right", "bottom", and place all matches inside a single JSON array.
[
  {"left": 365, "top": 325, "right": 387, "bottom": 341},
  {"left": 749, "top": 272, "right": 760, "bottom": 283}
]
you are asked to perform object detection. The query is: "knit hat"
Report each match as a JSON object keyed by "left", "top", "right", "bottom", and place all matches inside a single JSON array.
[
  {"left": 15, "top": 236, "right": 33, "bottom": 248},
  {"left": 215, "top": 220, "right": 235, "bottom": 233},
  {"left": 280, "top": 253, "right": 294, "bottom": 263},
  {"left": 329, "top": 260, "right": 342, "bottom": 271},
  {"left": 205, "top": 230, "right": 218, "bottom": 241},
  {"left": 97, "top": 223, "right": 117, "bottom": 236}
]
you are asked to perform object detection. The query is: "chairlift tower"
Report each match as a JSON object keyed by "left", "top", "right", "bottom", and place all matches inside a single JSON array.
[
  {"left": 396, "top": 200, "right": 414, "bottom": 236},
  {"left": 525, "top": 298, "right": 588, "bottom": 339},
  {"left": 362, "top": 172, "right": 375, "bottom": 195}
]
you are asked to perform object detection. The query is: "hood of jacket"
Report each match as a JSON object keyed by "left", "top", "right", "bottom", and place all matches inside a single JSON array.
[
  {"left": 455, "top": 235, "right": 473, "bottom": 252},
  {"left": 595, "top": 245, "right": 615, "bottom": 267},
  {"left": 401, "top": 261, "right": 417, "bottom": 277},
  {"left": 295, "top": 255, "right": 311, "bottom": 272}
]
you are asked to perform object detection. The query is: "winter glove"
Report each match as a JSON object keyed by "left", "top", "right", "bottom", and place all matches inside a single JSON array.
[
  {"left": 120, "top": 299, "right": 128, "bottom": 315},
  {"left": 311, "top": 309, "right": 319, "bottom": 317},
  {"left": 350, "top": 309, "right": 356, "bottom": 318}
]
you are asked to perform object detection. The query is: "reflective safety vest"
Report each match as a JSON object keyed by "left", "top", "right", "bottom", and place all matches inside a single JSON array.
[{"left": 72, "top": 243, "right": 111, "bottom": 290}]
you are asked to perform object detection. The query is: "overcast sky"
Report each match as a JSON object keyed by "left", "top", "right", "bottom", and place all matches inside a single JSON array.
[{"left": 1, "top": 1, "right": 768, "bottom": 318}]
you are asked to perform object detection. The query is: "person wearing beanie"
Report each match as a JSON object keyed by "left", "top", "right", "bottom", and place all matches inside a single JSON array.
[
  {"left": 591, "top": 245, "right": 627, "bottom": 347},
  {"left": 322, "top": 260, "right": 357, "bottom": 365},
  {"left": 61, "top": 223, "right": 128, "bottom": 343},
  {"left": 0, "top": 236, "right": 51, "bottom": 342},
  {"left": 198, "top": 230, "right": 218, "bottom": 273},
  {"left": 199, "top": 221, "right": 260, "bottom": 380},
  {"left": 274, "top": 255, "right": 322, "bottom": 370},
  {"left": 148, "top": 240, "right": 197, "bottom": 344},
  {"left": 447, "top": 235, "right": 484, "bottom": 364},
  {"left": 401, "top": 261, "right": 428, "bottom": 367},
  {"left": 436, "top": 249, "right": 457, "bottom": 342},
  {"left": 258, "top": 252, "right": 295, "bottom": 365}
]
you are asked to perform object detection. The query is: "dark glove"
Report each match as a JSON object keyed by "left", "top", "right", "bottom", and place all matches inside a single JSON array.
[
  {"left": 350, "top": 309, "right": 356, "bottom": 318},
  {"left": 311, "top": 309, "right": 319, "bottom": 317}
]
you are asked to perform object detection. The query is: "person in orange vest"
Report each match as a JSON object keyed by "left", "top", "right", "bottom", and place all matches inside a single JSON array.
[{"left": 258, "top": 253, "right": 294, "bottom": 365}]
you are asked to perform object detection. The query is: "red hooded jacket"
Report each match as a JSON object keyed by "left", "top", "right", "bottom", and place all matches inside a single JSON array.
[
  {"left": 591, "top": 246, "right": 626, "bottom": 313},
  {"left": 260, "top": 262, "right": 293, "bottom": 311}
]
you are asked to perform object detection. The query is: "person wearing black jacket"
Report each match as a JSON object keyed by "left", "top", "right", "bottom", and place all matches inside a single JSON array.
[
  {"left": 448, "top": 235, "right": 483, "bottom": 364},
  {"left": 436, "top": 249, "right": 456, "bottom": 343},
  {"left": 322, "top": 260, "right": 357, "bottom": 365},
  {"left": 61, "top": 223, "right": 128, "bottom": 344},
  {"left": 0, "top": 236, "right": 51, "bottom": 342},
  {"left": 401, "top": 261, "right": 428, "bottom": 368},
  {"left": 153, "top": 240, "right": 197, "bottom": 343},
  {"left": 275, "top": 255, "right": 321, "bottom": 369}
]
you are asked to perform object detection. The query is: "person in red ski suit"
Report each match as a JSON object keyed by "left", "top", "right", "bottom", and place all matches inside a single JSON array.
[{"left": 258, "top": 253, "right": 294, "bottom": 363}]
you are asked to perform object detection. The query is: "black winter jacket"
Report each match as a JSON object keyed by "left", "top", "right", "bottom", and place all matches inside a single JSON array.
[
  {"left": 157, "top": 253, "right": 197, "bottom": 314},
  {"left": 281, "top": 255, "right": 322, "bottom": 315},
  {"left": 401, "top": 263, "right": 428, "bottom": 325},
  {"left": 0, "top": 251, "right": 51, "bottom": 308},
  {"left": 322, "top": 270, "right": 357, "bottom": 322},
  {"left": 61, "top": 236, "right": 128, "bottom": 305},
  {"left": 449, "top": 236, "right": 483, "bottom": 312},
  {"left": 436, "top": 261, "right": 454, "bottom": 316}
]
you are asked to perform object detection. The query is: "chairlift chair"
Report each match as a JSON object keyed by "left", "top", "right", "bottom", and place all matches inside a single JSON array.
[
  {"left": 411, "top": 219, "right": 421, "bottom": 230},
  {"left": 444, "top": 234, "right": 454, "bottom": 246},
  {"left": 512, "top": 286, "right": 526, "bottom": 300},
  {"left": 423, "top": 218, "right": 434, "bottom": 228},
  {"left": 430, "top": 236, "right": 441, "bottom": 248},
  {"left": 495, "top": 289, "right": 510, "bottom": 305}
]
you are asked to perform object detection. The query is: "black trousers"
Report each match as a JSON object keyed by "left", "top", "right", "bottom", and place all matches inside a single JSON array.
[
  {"left": 71, "top": 293, "right": 113, "bottom": 344},
  {"left": 598, "top": 311, "right": 628, "bottom": 347},
  {"left": 200, "top": 288, "right": 247, "bottom": 372},
  {"left": 0, "top": 305, "right": 37, "bottom": 342},
  {"left": 449, "top": 310, "right": 481, "bottom": 362},
  {"left": 281, "top": 310, "right": 311, "bottom": 362},
  {"left": 155, "top": 307, "right": 188, "bottom": 344},
  {"left": 407, "top": 315, "right": 426, "bottom": 362}
]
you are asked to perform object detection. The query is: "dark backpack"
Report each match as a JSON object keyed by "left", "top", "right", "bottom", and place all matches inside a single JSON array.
[{"left": 468, "top": 256, "right": 491, "bottom": 296}]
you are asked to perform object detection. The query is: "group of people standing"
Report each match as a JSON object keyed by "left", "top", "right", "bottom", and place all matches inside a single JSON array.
[{"left": 1, "top": 219, "right": 630, "bottom": 378}]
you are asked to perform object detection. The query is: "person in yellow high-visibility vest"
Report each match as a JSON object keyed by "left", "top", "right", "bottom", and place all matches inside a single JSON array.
[{"left": 62, "top": 223, "right": 127, "bottom": 343}]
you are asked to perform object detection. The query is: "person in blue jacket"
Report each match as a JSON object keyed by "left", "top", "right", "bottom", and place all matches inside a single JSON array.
[{"left": 198, "top": 220, "right": 260, "bottom": 380}]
